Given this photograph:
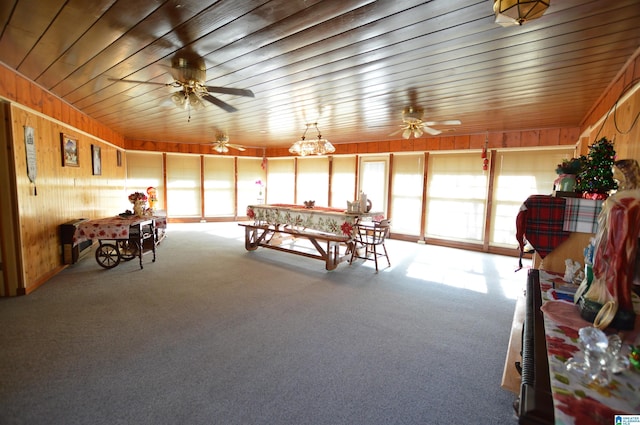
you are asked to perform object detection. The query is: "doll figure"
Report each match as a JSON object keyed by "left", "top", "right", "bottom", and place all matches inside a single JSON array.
[{"left": 146, "top": 186, "right": 158, "bottom": 209}]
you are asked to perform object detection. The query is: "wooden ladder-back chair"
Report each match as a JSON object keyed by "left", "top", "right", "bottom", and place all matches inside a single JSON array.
[{"left": 350, "top": 219, "right": 391, "bottom": 272}]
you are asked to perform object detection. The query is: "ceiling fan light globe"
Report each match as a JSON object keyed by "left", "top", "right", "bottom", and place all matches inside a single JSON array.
[
  {"left": 170, "top": 92, "right": 187, "bottom": 109},
  {"left": 402, "top": 128, "right": 412, "bottom": 139},
  {"left": 188, "top": 92, "right": 205, "bottom": 110},
  {"left": 415, "top": 127, "right": 424, "bottom": 138}
]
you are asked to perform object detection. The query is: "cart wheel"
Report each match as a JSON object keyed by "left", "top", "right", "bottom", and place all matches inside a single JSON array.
[
  {"left": 95, "top": 243, "right": 121, "bottom": 269},
  {"left": 117, "top": 240, "right": 138, "bottom": 261}
]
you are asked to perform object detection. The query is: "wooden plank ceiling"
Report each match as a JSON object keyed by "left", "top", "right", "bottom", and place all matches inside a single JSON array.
[{"left": 0, "top": 0, "right": 638, "bottom": 151}]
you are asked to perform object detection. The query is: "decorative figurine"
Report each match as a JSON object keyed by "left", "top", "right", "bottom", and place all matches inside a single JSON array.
[{"left": 146, "top": 186, "right": 158, "bottom": 209}]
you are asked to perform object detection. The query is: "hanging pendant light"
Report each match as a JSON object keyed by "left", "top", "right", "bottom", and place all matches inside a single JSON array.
[
  {"left": 289, "top": 123, "right": 335, "bottom": 156},
  {"left": 493, "top": 0, "right": 550, "bottom": 26}
]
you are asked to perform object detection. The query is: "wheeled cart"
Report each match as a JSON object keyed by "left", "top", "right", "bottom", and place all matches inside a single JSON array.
[
  {"left": 93, "top": 219, "right": 156, "bottom": 269},
  {"left": 72, "top": 216, "right": 157, "bottom": 269}
]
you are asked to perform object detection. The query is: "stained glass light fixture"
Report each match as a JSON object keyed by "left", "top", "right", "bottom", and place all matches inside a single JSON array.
[
  {"left": 289, "top": 123, "right": 335, "bottom": 156},
  {"left": 493, "top": 0, "right": 550, "bottom": 26}
]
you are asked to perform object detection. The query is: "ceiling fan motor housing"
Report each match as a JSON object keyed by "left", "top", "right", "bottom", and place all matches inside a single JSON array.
[
  {"left": 171, "top": 53, "right": 206, "bottom": 83},
  {"left": 402, "top": 106, "right": 423, "bottom": 124}
]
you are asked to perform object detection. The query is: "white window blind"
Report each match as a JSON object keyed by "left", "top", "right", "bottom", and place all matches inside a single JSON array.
[
  {"left": 330, "top": 156, "right": 356, "bottom": 208},
  {"left": 237, "top": 158, "right": 265, "bottom": 213},
  {"left": 490, "top": 148, "right": 574, "bottom": 247},
  {"left": 391, "top": 154, "right": 424, "bottom": 235},
  {"left": 266, "top": 158, "right": 295, "bottom": 204},
  {"left": 166, "top": 154, "right": 201, "bottom": 217},
  {"left": 426, "top": 152, "right": 487, "bottom": 242},
  {"left": 203, "top": 156, "right": 235, "bottom": 217},
  {"left": 296, "top": 157, "right": 329, "bottom": 206},
  {"left": 126, "top": 151, "right": 163, "bottom": 210}
]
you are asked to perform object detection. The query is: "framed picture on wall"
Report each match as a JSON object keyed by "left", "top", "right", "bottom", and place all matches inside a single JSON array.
[
  {"left": 91, "top": 145, "right": 101, "bottom": 175},
  {"left": 60, "top": 134, "right": 79, "bottom": 167}
]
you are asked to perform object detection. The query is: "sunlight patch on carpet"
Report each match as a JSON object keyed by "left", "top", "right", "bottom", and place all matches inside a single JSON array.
[{"left": 406, "top": 263, "right": 488, "bottom": 294}]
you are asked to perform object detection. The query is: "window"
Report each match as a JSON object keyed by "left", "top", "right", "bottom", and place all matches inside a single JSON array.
[
  {"left": 490, "top": 148, "right": 574, "bottom": 247},
  {"left": 266, "top": 158, "right": 295, "bottom": 204},
  {"left": 166, "top": 154, "right": 200, "bottom": 217},
  {"left": 297, "top": 157, "right": 329, "bottom": 206},
  {"left": 426, "top": 152, "right": 487, "bottom": 242},
  {"left": 237, "top": 158, "right": 265, "bottom": 213},
  {"left": 126, "top": 151, "right": 163, "bottom": 209},
  {"left": 330, "top": 156, "right": 356, "bottom": 208},
  {"left": 203, "top": 156, "right": 235, "bottom": 217},
  {"left": 359, "top": 157, "right": 388, "bottom": 215},
  {"left": 391, "top": 154, "right": 424, "bottom": 235}
]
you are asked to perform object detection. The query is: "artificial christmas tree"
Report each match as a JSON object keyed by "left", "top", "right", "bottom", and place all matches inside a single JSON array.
[{"left": 575, "top": 137, "right": 617, "bottom": 199}]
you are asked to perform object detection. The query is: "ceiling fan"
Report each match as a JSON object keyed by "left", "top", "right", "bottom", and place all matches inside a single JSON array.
[
  {"left": 390, "top": 107, "right": 461, "bottom": 138},
  {"left": 109, "top": 52, "right": 254, "bottom": 115},
  {"left": 208, "top": 133, "right": 246, "bottom": 153}
]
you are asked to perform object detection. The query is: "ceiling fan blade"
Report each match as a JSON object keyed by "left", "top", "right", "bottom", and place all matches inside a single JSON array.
[
  {"left": 388, "top": 125, "right": 407, "bottom": 137},
  {"left": 205, "top": 86, "right": 255, "bottom": 97},
  {"left": 108, "top": 77, "right": 171, "bottom": 86},
  {"left": 423, "top": 120, "right": 462, "bottom": 126},
  {"left": 226, "top": 143, "right": 246, "bottom": 151},
  {"left": 422, "top": 126, "right": 442, "bottom": 136},
  {"left": 202, "top": 94, "right": 238, "bottom": 113}
]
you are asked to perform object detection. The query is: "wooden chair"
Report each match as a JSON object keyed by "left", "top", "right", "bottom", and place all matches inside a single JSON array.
[{"left": 350, "top": 219, "right": 391, "bottom": 272}]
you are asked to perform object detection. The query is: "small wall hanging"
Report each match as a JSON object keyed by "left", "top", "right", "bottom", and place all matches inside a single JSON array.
[
  {"left": 61, "top": 133, "right": 79, "bottom": 167},
  {"left": 24, "top": 126, "right": 37, "bottom": 195},
  {"left": 91, "top": 145, "right": 101, "bottom": 175}
]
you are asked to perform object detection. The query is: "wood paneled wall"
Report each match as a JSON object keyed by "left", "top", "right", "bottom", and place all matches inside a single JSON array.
[
  {"left": 0, "top": 63, "right": 125, "bottom": 148},
  {"left": 127, "top": 127, "right": 581, "bottom": 157},
  {"left": 580, "top": 50, "right": 640, "bottom": 161},
  {"left": 5, "top": 107, "right": 126, "bottom": 296},
  {"left": 0, "top": 62, "right": 128, "bottom": 296}
]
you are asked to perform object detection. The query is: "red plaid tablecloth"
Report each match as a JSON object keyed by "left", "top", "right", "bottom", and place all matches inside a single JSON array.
[{"left": 517, "top": 195, "right": 569, "bottom": 258}]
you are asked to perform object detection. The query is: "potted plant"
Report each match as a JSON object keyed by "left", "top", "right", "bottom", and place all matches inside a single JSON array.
[{"left": 555, "top": 157, "right": 584, "bottom": 192}]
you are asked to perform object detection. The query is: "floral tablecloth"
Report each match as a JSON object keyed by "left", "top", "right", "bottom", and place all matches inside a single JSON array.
[
  {"left": 246, "top": 204, "right": 385, "bottom": 237},
  {"left": 73, "top": 215, "right": 166, "bottom": 245},
  {"left": 538, "top": 270, "right": 640, "bottom": 424}
]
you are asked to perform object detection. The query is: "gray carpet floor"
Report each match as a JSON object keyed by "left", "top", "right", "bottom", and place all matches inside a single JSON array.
[{"left": 0, "top": 222, "right": 525, "bottom": 425}]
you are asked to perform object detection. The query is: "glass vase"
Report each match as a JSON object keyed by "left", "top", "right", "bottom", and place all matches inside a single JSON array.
[{"left": 133, "top": 200, "right": 146, "bottom": 217}]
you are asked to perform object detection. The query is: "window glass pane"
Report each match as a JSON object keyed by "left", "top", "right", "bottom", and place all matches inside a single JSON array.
[
  {"left": 331, "top": 156, "right": 356, "bottom": 209},
  {"left": 166, "top": 154, "right": 200, "bottom": 217},
  {"left": 267, "top": 158, "right": 295, "bottom": 204},
  {"left": 296, "top": 157, "right": 329, "bottom": 206},
  {"left": 391, "top": 154, "right": 424, "bottom": 235},
  {"left": 426, "top": 152, "right": 487, "bottom": 242},
  {"left": 203, "top": 156, "right": 234, "bottom": 216},
  {"left": 126, "top": 152, "right": 163, "bottom": 210},
  {"left": 360, "top": 157, "right": 388, "bottom": 216},
  {"left": 490, "top": 148, "right": 574, "bottom": 247}
]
